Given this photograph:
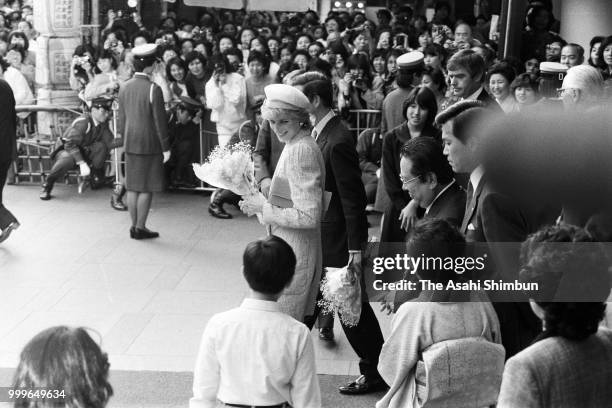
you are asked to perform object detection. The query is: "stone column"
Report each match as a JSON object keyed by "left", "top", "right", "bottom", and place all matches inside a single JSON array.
[{"left": 34, "top": 0, "right": 84, "bottom": 138}]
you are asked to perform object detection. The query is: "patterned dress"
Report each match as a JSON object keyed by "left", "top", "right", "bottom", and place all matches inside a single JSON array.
[{"left": 261, "top": 130, "right": 326, "bottom": 321}]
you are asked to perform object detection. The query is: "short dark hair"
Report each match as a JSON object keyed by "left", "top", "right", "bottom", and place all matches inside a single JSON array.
[
  {"left": 407, "top": 218, "right": 466, "bottom": 283},
  {"left": 222, "top": 47, "right": 243, "bottom": 63},
  {"left": 130, "top": 30, "right": 152, "bottom": 46},
  {"left": 184, "top": 51, "right": 207, "bottom": 69},
  {"left": 400, "top": 136, "right": 453, "bottom": 185},
  {"left": 510, "top": 72, "right": 539, "bottom": 96},
  {"left": 401, "top": 86, "right": 438, "bottom": 127},
  {"left": 435, "top": 100, "right": 486, "bottom": 143},
  {"left": 13, "top": 326, "right": 113, "bottom": 408},
  {"left": 242, "top": 235, "right": 296, "bottom": 295},
  {"left": 447, "top": 49, "right": 486, "bottom": 83},
  {"left": 307, "top": 58, "right": 332, "bottom": 78},
  {"left": 302, "top": 78, "right": 334, "bottom": 109},
  {"left": 96, "top": 48, "right": 118, "bottom": 70},
  {"left": 486, "top": 62, "right": 517, "bottom": 84},
  {"left": 247, "top": 50, "right": 270, "bottom": 74},
  {"left": 520, "top": 224, "right": 610, "bottom": 341},
  {"left": 422, "top": 66, "right": 446, "bottom": 92}
]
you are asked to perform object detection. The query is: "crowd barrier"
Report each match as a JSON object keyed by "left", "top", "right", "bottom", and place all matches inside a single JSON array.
[{"left": 347, "top": 109, "right": 382, "bottom": 138}]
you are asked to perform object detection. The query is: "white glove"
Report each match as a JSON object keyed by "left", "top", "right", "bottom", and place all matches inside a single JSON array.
[
  {"left": 163, "top": 151, "right": 171, "bottom": 163},
  {"left": 78, "top": 161, "right": 91, "bottom": 177}
]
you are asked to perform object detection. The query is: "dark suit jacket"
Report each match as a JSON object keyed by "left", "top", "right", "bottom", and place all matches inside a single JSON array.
[
  {"left": 0, "top": 79, "right": 16, "bottom": 164},
  {"left": 462, "top": 174, "right": 556, "bottom": 358},
  {"left": 253, "top": 119, "right": 284, "bottom": 183},
  {"left": 117, "top": 73, "right": 169, "bottom": 155},
  {"left": 317, "top": 115, "right": 368, "bottom": 267},
  {"left": 476, "top": 88, "right": 503, "bottom": 112},
  {"left": 426, "top": 181, "right": 466, "bottom": 227}
]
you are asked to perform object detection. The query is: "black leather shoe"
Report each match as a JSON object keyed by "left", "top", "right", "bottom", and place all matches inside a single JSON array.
[
  {"left": 338, "top": 375, "right": 387, "bottom": 395},
  {"left": 132, "top": 227, "right": 159, "bottom": 240},
  {"left": 208, "top": 202, "right": 232, "bottom": 219},
  {"left": 129, "top": 227, "right": 135, "bottom": 239},
  {"left": 319, "top": 327, "right": 334, "bottom": 341},
  {"left": 0, "top": 221, "right": 20, "bottom": 243},
  {"left": 39, "top": 183, "right": 52, "bottom": 200}
]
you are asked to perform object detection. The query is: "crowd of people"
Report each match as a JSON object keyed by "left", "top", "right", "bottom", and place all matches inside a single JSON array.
[{"left": 2, "top": 0, "right": 612, "bottom": 407}]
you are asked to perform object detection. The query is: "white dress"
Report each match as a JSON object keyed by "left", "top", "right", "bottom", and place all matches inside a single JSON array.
[{"left": 261, "top": 131, "right": 325, "bottom": 321}]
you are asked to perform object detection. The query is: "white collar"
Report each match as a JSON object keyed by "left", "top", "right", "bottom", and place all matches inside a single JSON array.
[
  {"left": 312, "top": 110, "right": 335, "bottom": 139},
  {"left": 463, "top": 85, "right": 484, "bottom": 101},
  {"left": 240, "top": 298, "right": 280, "bottom": 312},
  {"left": 425, "top": 179, "right": 456, "bottom": 214},
  {"left": 469, "top": 165, "right": 485, "bottom": 195}
]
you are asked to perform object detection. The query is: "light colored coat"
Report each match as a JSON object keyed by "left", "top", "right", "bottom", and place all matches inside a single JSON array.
[
  {"left": 497, "top": 327, "right": 612, "bottom": 408},
  {"left": 261, "top": 131, "right": 325, "bottom": 321},
  {"left": 376, "top": 291, "right": 501, "bottom": 408}
]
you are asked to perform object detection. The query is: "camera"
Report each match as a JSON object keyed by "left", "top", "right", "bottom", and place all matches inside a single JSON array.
[{"left": 353, "top": 78, "right": 366, "bottom": 89}]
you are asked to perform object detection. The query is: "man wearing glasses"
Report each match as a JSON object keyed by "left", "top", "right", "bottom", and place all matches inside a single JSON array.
[{"left": 40, "top": 97, "right": 123, "bottom": 201}]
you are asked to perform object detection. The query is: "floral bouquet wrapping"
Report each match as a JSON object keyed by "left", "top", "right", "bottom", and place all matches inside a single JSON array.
[
  {"left": 192, "top": 142, "right": 257, "bottom": 196},
  {"left": 318, "top": 265, "right": 362, "bottom": 327}
]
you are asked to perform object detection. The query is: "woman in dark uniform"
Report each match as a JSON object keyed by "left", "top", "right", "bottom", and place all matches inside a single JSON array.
[{"left": 116, "top": 44, "right": 170, "bottom": 239}]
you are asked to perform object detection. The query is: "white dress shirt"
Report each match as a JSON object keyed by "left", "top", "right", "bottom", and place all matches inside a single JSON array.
[
  {"left": 463, "top": 85, "right": 484, "bottom": 101},
  {"left": 425, "top": 179, "right": 456, "bottom": 215},
  {"left": 311, "top": 110, "right": 335, "bottom": 141},
  {"left": 190, "top": 298, "right": 321, "bottom": 408},
  {"left": 469, "top": 165, "right": 485, "bottom": 197}
]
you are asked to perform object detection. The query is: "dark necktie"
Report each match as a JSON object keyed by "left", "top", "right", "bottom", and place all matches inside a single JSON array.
[{"left": 465, "top": 181, "right": 474, "bottom": 215}]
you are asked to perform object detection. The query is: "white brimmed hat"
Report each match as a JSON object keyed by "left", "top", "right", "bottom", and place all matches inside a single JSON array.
[{"left": 263, "top": 84, "right": 312, "bottom": 112}]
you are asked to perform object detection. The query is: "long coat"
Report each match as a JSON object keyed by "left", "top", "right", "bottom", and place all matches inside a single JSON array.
[
  {"left": 317, "top": 115, "right": 368, "bottom": 268},
  {"left": 261, "top": 131, "right": 325, "bottom": 322}
]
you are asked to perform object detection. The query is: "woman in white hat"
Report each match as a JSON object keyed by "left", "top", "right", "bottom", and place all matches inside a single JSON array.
[{"left": 240, "top": 84, "right": 326, "bottom": 322}]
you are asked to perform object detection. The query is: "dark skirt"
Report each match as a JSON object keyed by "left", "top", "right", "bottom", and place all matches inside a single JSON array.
[{"left": 126, "top": 153, "right": 164, "bottom": 193}]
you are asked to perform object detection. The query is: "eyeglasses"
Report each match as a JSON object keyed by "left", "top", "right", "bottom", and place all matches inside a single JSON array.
[
  {"left": 556, "top": 88, "right": 579, "bottom": 98},
  {"left": 400, "top": 174, "right": 421, "bottom": 186}
]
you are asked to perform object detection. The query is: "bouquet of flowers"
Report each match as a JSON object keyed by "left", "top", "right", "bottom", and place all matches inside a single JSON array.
[
  {"left": 318, "top": 265, "right": 362, "bottom": 327},
  {"left": 192, "top": 142, "right": 257, "bottom": 196}
]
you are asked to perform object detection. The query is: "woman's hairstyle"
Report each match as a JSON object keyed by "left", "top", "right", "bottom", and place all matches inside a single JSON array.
[
  {"left": 217, "top": 33, "right": 236, "bottom": 47},
  {"left": 237, "top": 27, "right": 256, "bottom": 44},
  {"left": 510, "top": 72, "right": 540, "bottom": 96},
  {"left": 370, "top": 48, "right": 388, "bottom": 73},
  {"left": 520, "top": 224, "right": 610, "bottom": 341},
  {"left": 12, "top": 326, "right": 113, "bottom": 408},
  {"left": 210, "top": 53, "right": 234, "bottom": 74},
  {"left": 407, "top": 218, "right": 467, "bottom": 284},
  {"left": 423, "top": 43, "right": 448, "bottom": 66},
  {"left": 588, "top": 35, "right": 604, "bottom": 68},
  {"left": 242, "top": 235, "right": 296, "bottom": 295},
  {"left": 486, "top": 62, "right": 517, "bottom": 84},
  {"left": 375, "top": 28, "right": 392, "bottom": 47},
  {"left": 165, "top": 56, "right": 187, "bottom": 82},
  {"left": 346, "top": 53, "right": 373, "bottom": 86},
  {"left": 184, "top": 51, "right": 208, "bottom": 70},
  {"left": 8, "top": 29, "right": 27, "bottom": 50},
  {"left": 261, "top": 95, "right": 311, "bottom": 125},
  {"left": 247, "top": 50, "right": 270, "bottom": 74},
  {"left": 96, "top": 48, "right": 118, "bottom": 70},
  {"left": 279, "top": 43, "right": 295, "bottom": 58},
  {"left": 401, "top": 86, "right": 438, "bottom": 128},
  {"left": 291, "top": 49, "right": 311, "bottom": 63},
  {"left": 130, "top": 30, "right": 152, "bottom": 47},
  {"left": 327, "top": 40, "right": 350, "bottom": 62},
  {"left": 422, "top": 66, "right": 446, "bottom": 92},
  {"left": 324, "top": 16, "right": 345, "bottom": 32},
  {"left": 223, "top": 47, "right": 243, "bottom": 63},
  {"left": 597, "top": 35, "right": 612, "bottom": 68},
  {"left": 296, "top": 33, "right": 314, "bottom": 46}
]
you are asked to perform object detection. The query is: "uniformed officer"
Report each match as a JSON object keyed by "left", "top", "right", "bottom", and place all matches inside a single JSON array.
[
  {"left": 116, "top": 43, "right": 170, "bottom": 240},
  {"left": 40, "top": 97, "right": 123, "bottom": 201}
]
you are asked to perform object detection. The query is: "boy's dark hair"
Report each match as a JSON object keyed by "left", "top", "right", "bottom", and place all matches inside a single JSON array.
[
  {"left": 243, "top": 235, "right": 296, "bottom": 294},
  {"left": 302, "top": 78, "right": 334, "bottom": 109}
]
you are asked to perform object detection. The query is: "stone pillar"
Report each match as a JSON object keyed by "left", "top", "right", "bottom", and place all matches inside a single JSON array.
[
  {"left": 559, "top": 0, "right": 612, "bottom": 53},
  {"left": 34, "top": 0, "right": 83, "bottom": 138}
]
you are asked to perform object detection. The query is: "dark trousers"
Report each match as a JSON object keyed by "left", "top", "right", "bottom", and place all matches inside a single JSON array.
[
  {"left": 169, "top": 138, "right": 198, "bottom": 183},
  {"left": 0, "top": 161, "right": 18, "bottom": 230},
  {"left": 47, "top": 143, "right": 108, "bottom": 185}
]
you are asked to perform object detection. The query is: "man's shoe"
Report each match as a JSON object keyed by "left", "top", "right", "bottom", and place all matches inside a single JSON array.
[
  {"left": 0, "top": 221, "right": 20, "bottom": 243},
  {"left": 338, "top": 375, "right": 387, "bottom": 395},
  {"left": 132, "top": 227, "right": 159, "bottom": 240},
  {"left": 208, "top": 202, "right": 232, "bottom": 219},
  {"left": 39, "top": 183, "right": 52, "bottom": 200},
  {"left": 319, "top": 327, "right": 334, "bottom": 341}
]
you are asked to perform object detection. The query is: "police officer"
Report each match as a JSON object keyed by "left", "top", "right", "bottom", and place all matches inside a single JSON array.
[{"left": 40, "top": 97, "right": 123, "bottom": 201}]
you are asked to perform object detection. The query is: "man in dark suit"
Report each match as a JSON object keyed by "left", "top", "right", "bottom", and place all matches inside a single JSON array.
[
  {"left": 447, "top": 49, "right": 501, "bottom": 111},
  {"left": 391, "top": 136, "right": 466, "bottom": 309},
  {"left": 294, "top": 73, "right": 386, "bottom": 395},
  {"left": 0, "top": 74, "right": 19, "bottom": 243},
  {"left": 436, "top": 100, "right": 553, "bottom": 358}
]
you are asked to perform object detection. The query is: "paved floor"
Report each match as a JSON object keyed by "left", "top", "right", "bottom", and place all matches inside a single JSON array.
[{"left": 0, "top": 183, "right": 393, "bottom": 403}]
